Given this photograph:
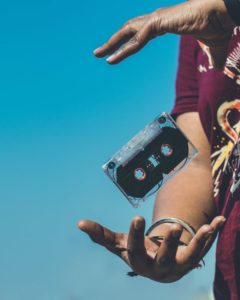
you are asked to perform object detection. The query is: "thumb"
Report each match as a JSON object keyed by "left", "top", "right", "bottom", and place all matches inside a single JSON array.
[{"left": 200, "top": 216, "right": 226, "bottom": 257}]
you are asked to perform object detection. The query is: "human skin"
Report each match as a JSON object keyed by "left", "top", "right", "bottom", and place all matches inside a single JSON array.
[
  {"left": 94, "top": 0, "right": 235, "bottom": 69},
  {"left": 79, "top": 113, "right": 225, "bottom": 282},
  {"left": 79, "top": 0, "right": 234, "bottom": 282}
]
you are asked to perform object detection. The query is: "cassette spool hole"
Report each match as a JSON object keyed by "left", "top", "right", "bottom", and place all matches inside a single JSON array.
[
  {"left": 161, "top": 144, "right": 173, "bottom": 157},
  {"left": 134, "top": 168, "right": 146, "bottom": 181}
]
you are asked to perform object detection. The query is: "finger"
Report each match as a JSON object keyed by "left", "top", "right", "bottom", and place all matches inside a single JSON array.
[
  {"left": 181, "top": 224, "right": 213, "bottom": 265},
  {"left": 155, "top": 224, "right": 183, "bottom": 267},
  {"left": 200, "top": 215, "right": 226, "bottom": 256},
  {"left": 78, "top": 219, "right": 126, "bottom": 255},
  {"left": 127, "top": 216, "right": 152, "bottom": 274},
  {"left": 106, "top": 23, "right": 152, "bottom": 64},
  {"left": 93, "top": 25, "right": 135, "bottom": 58},
  {"left": 181, "top": 216, "right": 226, "bottom": 264}
]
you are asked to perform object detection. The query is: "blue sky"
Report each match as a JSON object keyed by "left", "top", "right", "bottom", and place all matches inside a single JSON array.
[{"left": 0, "top": 0, "right": 216, "bottom": 299}]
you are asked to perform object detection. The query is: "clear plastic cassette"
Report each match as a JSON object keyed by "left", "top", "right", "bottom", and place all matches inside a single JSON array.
[{"left": 102, "top": 112, "right": 198, "bottom": 207}]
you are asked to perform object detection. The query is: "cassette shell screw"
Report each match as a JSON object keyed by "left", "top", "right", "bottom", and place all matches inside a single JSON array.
[
  {"left": 108, "top": 161, "right": 116, "bottom": 169},
  {"left": 158, "top": 116, "right": 166, "bottom": 124}
]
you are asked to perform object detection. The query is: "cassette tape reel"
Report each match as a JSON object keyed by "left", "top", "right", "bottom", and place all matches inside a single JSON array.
[{"left": 102, "top": 113, "right": 198, "bottom": 207}]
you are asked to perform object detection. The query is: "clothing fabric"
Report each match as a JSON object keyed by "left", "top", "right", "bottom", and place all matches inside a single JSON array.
[
  {"left": 224, "top": 0, "right": 240, "bottom": 26},
  {"left": 172, "top": 30, "right": 240, "bottom": 300}
]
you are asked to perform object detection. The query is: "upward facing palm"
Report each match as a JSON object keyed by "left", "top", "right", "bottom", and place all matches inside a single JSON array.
[{"left": 79, "top": 216, "right": 225, "bottom": 282}]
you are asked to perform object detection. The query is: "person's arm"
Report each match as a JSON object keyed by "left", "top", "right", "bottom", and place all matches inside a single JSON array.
[
  {"left": 79, "top": 15, "right": 229, "bottom": 282},
  {"left": 94, "top": 0, "right": 235, "bottom": 69},
  {"left": 78, "top": 112, "right": 225, "bottom": 283},
  {"left": 79, "top": 34, "right": 226, "bottom": 283},
  {"left": 150, "top": 112, "right": 216, "bottom": 245}
]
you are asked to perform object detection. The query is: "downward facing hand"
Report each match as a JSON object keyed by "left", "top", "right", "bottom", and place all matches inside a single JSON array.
[{"left": 94, "top": 0, "right": 235, "bottom": 69}]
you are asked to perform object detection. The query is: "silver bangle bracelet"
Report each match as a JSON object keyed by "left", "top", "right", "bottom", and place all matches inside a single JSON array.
[{"left": 145, "top": 217, "right": 196, "bottom": 237}]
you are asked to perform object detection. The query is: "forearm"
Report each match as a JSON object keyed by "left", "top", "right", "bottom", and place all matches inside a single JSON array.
[
  {"left": 150, "top": 113, "right": 217, "bottom": 243},
  {"left": 151, "top": 162, "right": 216, "bottom": 243}
]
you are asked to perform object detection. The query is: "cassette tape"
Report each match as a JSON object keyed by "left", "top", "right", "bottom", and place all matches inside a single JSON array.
[{"left": 102, "top": 113, "right": 198, "bottom": 207}]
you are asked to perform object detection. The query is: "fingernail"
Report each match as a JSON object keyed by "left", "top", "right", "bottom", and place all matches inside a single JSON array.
[
  {"left": 93, "top": 47, "right": 101, "bottom": 55},
  {"left": 134, "top": 222, "right": 139, "bottom": 230},
  {"left": 219, "top": 217, "right": 226, "bottom": 227},
  {"left": 106, "top": 54, "right": 116, "bottom": 63},
  {"left": 134, "top": 221, "right": 143, "bottom": 230},
  {"left": 204, "top": 231, "right": 213, "bottom": 238},
  {"left": 78, "top": 222, "right": 86, "bottom": 232}
]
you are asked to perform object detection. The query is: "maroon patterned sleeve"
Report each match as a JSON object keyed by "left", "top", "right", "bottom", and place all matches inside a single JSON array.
[{"left": 171, "top": 36, "right": 199, "bottom": 118}]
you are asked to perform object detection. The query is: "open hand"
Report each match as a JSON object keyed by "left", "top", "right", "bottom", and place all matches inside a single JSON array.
[
  {"left": 94, "top": 0, "right": 235, "bottom": 69},
  {"left": 78, "top": 215, "right": 225, "bottom": 282}
]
